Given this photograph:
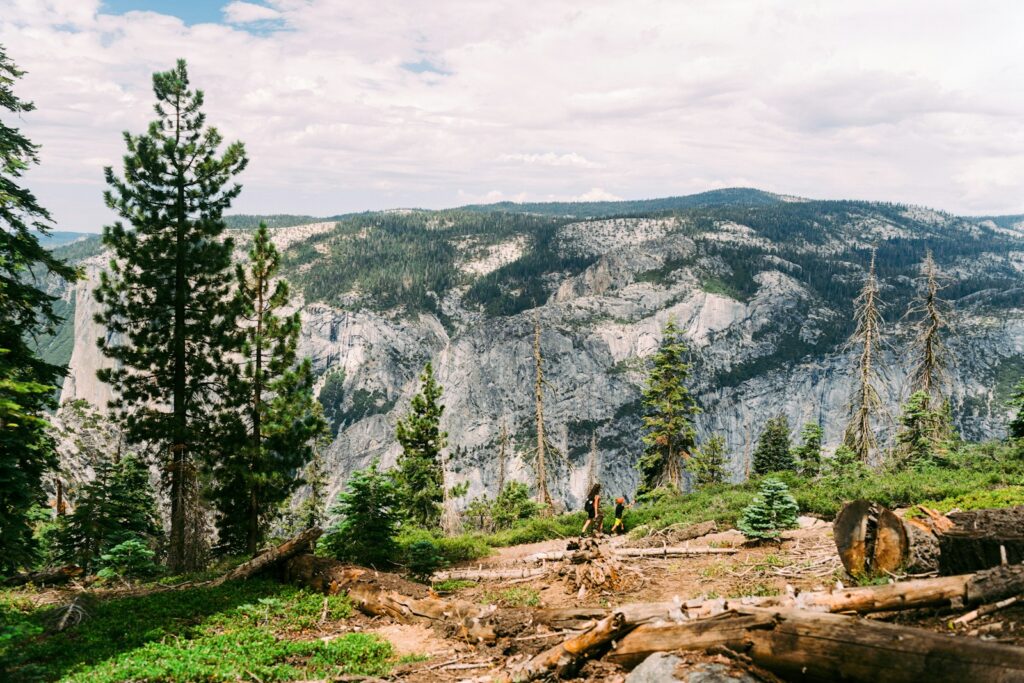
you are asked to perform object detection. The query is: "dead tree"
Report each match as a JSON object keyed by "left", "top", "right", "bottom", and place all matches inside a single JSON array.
[
  {"left": 844, "top": 249, "right": 886, "bottom": 464},
  {"left": 585, "top": 433, "right": 599, "bottom": 494},
  {"left": 440, "top": 450, "right": 463, "bottom": 537},
  {"left": 908, "top": 250, "right": 950, "bottom": 403},
  {"left": 496, "top": 420, "right": 508, "bottom": 495},
  {"left": 526, "top": 314, "right": 567, "bottom": 509}
]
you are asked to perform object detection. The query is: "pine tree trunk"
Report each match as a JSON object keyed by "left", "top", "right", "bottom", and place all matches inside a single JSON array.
[
  {"left": 247, "top": 278, "right": 265, "bottom": 557},
  {"left": 169, "top": 93, "right": 191, "bottom": 573}
]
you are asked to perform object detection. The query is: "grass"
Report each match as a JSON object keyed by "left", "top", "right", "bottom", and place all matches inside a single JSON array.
[
  {"left": 480, "top": 587, "right": 541, "bottom": 608},
  {"left": 0, "top": 580, "right": 403, "bottom": 683},
  {"left": 432, "top": 579, "right": 477, "bottom": 593}
]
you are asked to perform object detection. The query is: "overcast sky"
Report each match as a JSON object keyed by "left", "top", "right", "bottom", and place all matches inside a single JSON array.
[{"left": 3, "top": 0, "right": 1024, "bottom": 232}]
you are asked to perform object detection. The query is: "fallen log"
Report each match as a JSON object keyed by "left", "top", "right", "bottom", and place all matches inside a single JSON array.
[
  {"left": 210, "top": 527, "right": 322, "bottom": 586},
  {"left": 2, "top": 565, "right": 83, "bottom": 587},
  {"left": 835, "top": 500, "right": 1024, "bottom": 576},
  {"left": 536, "top": 562, "right": 1024, "bottom": 628},
  {"left": 284, "top": 554, "right": 497, "bottom": 643},
  {"left": 432, "top": 567, "right": 549, "bottom": 582},
  {"left": 526, "top": 545, "right": 738, "bottom": 563},
  {"left": 608, "top": 607, "right": 1024, "bottom": 682},
  {"left": 498, "top": 611, "right": 629, "bottom": 682}
]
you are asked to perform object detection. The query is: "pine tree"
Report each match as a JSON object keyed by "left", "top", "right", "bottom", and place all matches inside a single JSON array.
[
  {"left": 395, "top": 362, "right": 446, "bottom": 527},
  {"left": 637, "top": 319, "right": 700, "bottom": 493},
  {"left": 287, "top": 407, "right": 331, "bottom": 532},
  {"left": 95, "top": 60, "right": 247, "bottom": 572},
  {"left": 793, "top": 422, "right": 824, "bottom": 477},
  {"left": 321, "top": 461, "right": 400, "bottom": 568},
  {"left": 752, "top": 414, "right": 795, "bottom": 475},
  {"left": 737, "top": 478, "right": 800, "bottom": 541},
  {"left": 59, "top": 454, "right": 159, "bottom": 570},
  {"left": 0, "top": 47, "right": 77, "bottom": 573},
  {"left": 690, "top": 435, "right": 728, "bottom": 488},
  {"left": 896, "top": 391, "right": 943, "bottom": 466},
  {"left": 844, "top": 250, "right": 886, "bottom": 464},
  {"left": 213, "top": 224, "right": 325, "bottom": 555},
  {"left": 1008, "top": 379, "right": 1024, "bottom": 441}
]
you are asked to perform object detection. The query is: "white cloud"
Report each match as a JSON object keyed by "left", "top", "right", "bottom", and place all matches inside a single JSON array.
[
  {"left": 498, "top": 152, "right": 599, "bottom": 169},
  {"left": 1, "top": 0, "right": 1023, "bottom": 231},
  {"left": 571, "top": 188, "right": 621, "bottom": 202},
  {"left": 222, "top": 2, "right": 280, "bottom": 24}
]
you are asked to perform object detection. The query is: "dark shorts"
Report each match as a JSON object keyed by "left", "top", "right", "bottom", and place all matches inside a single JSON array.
[{"left": 585, "top": 506, "right": 595, "bottom": 519}]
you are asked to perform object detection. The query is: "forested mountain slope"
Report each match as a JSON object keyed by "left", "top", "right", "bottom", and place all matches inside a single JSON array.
[{"left": 46, "top": 190, "right": 1024, "bottom": 506}]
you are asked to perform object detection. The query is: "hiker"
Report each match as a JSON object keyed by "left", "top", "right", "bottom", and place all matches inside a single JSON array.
[
  {"left": 581, "top": 484, "right": 601, "bottom": 535},
  {"left": 611, "top": 496, "right": 632, "bottom": 535}
]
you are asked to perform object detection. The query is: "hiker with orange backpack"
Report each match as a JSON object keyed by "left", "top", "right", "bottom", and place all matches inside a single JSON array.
[{"left": 611, "top": 496, "right": 632, "bottom": 534}]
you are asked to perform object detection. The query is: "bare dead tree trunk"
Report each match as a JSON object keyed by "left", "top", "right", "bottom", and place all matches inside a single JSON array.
[
  {"left": 907, "top": 249, "right": 952, "bottom": 442},
  {"left": 844, "top": 249, "right": 886, "bottom": 464},
  {"left": 586, "top": 432, "right": 599, "bottom": 494}
]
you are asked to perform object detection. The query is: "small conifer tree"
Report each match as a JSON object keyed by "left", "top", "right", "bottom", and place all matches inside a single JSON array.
[
  {"left": 895, "top": 390, "right": 944, "bottom": 466},
  {"left": 690, "top": 435, "right": 728, "bottom": 488},
  {"left": 793, "top": 422, "right": 824, "bottom": 477},
  {"left": 321, "top": 461, "right": 400, "bottom": 568},
  {"left": 737, "top": 479, "right": 799, "bottom": 541},
  {"left": 752, "top": 414, "right": 795, "bottom": 475},
  {"left": 1008, "top": 379, "right": 1024, "bottom": 441},
  {"left": 492, "top": 482, "right": 542, "bottom": 530},
  {"left": 394, "top": 363, "right": 446, "bottom": 527}
]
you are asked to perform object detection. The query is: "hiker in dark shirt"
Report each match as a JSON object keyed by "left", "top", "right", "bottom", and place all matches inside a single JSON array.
[
  {"left": 611, "top": 496, "right": 631, "bottom": 534},
  {"left": 581, "top": 484, "right": 601, "bottom": 535}
]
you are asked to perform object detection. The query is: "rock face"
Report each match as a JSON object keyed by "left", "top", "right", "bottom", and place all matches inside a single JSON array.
[{"left": 50, "top": 194, "right": 1024, "bottom": 509}]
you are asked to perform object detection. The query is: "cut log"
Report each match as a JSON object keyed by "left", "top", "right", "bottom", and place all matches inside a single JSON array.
[
  {"left": 2, "top": 565, "right": 83, "bottom": 587},
  {"left": 835, "top": 501, "right": 1024, "bottom": 577},
  {"left": 609, "top": 607, "right": 1024, "bottom": 682},
  {"left": 940, "top": 506, "right": 1024, "bottom": 574},
  {"left": 432, "top": 567, "right": 549, "bottom": 582},
  {"left": 284, "top": 554, "right": 497, "bottom": 643},
  {"left": 498, "top": 611, "right": 629, "bottom": 682},
  {"left": 210, "top": 527, "right": 322, "bottom": 586}
]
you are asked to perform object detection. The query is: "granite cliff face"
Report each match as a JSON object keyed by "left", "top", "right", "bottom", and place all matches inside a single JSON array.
[{"left": 48, "top": 191, "right": 1024, "bottom": 508}]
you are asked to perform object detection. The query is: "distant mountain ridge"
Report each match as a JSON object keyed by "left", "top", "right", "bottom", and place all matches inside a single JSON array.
[{"left": 42, "top": 188, "right": 1024, "bottom": 506}]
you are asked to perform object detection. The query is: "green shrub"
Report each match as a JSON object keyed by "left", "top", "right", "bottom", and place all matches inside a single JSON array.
[
  {"left": 492, "top": 482, "right": 543, "bottom": 530},
  {"left": 96, "top": 539, "right": 159, "bottom": 580},
  {"left": 396, "top": 528, "right": 490, "bottom": 566},
  {"left": 406, "top": 540, "right": 444, "bottom": 582},
  {"left": 737, "top": 479, "right": 799, "bottom": 540}
]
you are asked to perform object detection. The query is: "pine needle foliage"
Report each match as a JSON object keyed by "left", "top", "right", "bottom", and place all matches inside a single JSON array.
[
  {"left": 95, "top": 59, "right": 247, "bottom": 572},
  {"left": 637, "top": 319, "right": 700, "bottom": 493},
  {"left": 321, "top": 461, "right": 401, "bottom": 569},
  {"left": 844, "top": 250, "right": 886, "bottom": 463},
  {"left": 214, "top": 224, "right": 325, "bottom": 555},
  {"left": 395, "top": 363, "right": 446, "bottom": 528},
  {"left": 793, "top": 422, "right": 824, "bottom": 477},
  {"left": 737, "top": 478, "right": 799, "bottom": 541},
  {"left": 895, "top": 390, "right": 946, "bottom": 467},
  {"left": 752, "top": 414, "right": 795, "bottom": 475},
  {"left": 1010, "top": 379, "right": 1024, "bottom": 441},
  {"left": 0, "top": 45, "right": 77, "bottom": 573},
  {"left": 59, "top": 454, "right": 160, "bottom": 570},
  {"left": 691, "top": 434, "right": 728, "bottom": 488}
]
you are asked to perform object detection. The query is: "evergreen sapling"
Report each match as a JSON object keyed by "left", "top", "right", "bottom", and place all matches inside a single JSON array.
[{"left": 738, "top": 478, "right": 799, "bottom": 541}]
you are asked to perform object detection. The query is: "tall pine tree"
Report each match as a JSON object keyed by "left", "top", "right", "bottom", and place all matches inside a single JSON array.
[
  {"left": 637, "top": 319, "right": 700, "bottom": 493},
  {"left": 96, "top": 59, "right": 247, "bottom": 572},
  {"left": 214, "top": 225, "right": 325, "bottom": 555},
  {"left": 395, "top": 362, "right": 446, "bottom": 527},
  {"left": 904, "top": 250, "right": 953, "bottom": 446},
  {"left": 0, "top": 46, "right": 76, "bottom": 573},
  {"left": 752, "top": 414, "right": 795, "bottom": 475}
]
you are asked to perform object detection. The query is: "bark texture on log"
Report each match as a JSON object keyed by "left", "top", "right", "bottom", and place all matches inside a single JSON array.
[
  {"left": 941, "top": 507, "right": 1024, "bottom": 574},
  {"left": 432, "top": 567, "right": 549, "bottom": 582},
  {"left": 210, "top": 527, "right": 321, "bottom": 586},
  {"left": 498, "top": 612, "right": 629, "bottom": 682},
  {"left": 2, "top": 565, "right": 83, "bottom": 587},
  {"left": 284, "top": 554, "right": 497, "bottom": 643},
  {"left": 609, "top": 607, "right": 1024, "bottom": 683}
]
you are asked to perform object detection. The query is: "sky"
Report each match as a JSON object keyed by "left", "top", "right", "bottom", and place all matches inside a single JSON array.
[{"left": 2, "top": 0, "right": 1024, "bottom": 232}]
